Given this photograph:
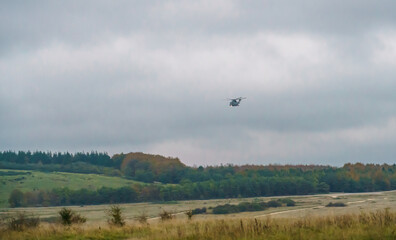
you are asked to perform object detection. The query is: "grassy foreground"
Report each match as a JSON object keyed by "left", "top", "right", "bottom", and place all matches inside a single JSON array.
[{"left": 1, "top": 209, "right": 395, "bottom": 240}]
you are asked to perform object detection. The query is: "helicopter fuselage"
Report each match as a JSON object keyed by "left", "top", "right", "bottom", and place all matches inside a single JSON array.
[
  {"left": 228, "top": 97, "right": 245, "bottom": 107},
  {"left": 229, "top": 99, "right": 241, "bottom": 107}
]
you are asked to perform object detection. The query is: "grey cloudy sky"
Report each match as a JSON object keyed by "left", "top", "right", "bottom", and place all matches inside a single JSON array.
[{"left": 1, "top": 0, "right": 396, "bottom": 166}]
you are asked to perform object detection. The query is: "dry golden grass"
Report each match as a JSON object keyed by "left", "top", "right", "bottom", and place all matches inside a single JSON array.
[{"left": 1, "top": 209, "right": 395, "bottom": 240}]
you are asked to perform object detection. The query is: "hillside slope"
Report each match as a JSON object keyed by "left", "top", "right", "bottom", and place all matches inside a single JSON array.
[{"left": 0, "top": 169, "right": 143, "bottom": 208}]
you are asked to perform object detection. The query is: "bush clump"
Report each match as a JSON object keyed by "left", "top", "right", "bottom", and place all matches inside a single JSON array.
[
  {"left": 185, "top": 210, "right": 193, "bottom": 220},
  {"left": 58, "top": 208, "right": 86, "bottom": 226},
  {"left": 279, "top": 198, "right": 296, "bottom": 206},
  {"left": 326, "top": 202, "right": 347, "bottom": 207},
  {"left": 4, "top": 212, "right": 40, "bottom": 231},
  {"left": 192, "top": 207, "right": 207, "bottom": 215},
  {"left": 136, "top": 212, "right": 148, "bottom": 224},
  {"left": 267, "top": 200, "right": 282, "bottom": 208},
  {"left": 212, "top": 204, "right": 240, "bottom": 214},
  {"left": 159, "top": 210, "right": 173, "bottom": 221},
  {"left": 212, "top": 199, "right": 295, "bottom": 214},
  {"left": 106, "top": 205, "right": 125, "bottom": 226}
]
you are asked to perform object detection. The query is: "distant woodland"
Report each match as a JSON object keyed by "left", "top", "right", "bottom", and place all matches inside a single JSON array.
[{"left": 2, "top": 151, "right": 396, "bottom": 207}]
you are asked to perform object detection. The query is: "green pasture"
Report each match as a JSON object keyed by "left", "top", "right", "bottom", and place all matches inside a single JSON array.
[{"left": 0, "top": 169, "right": 141, "bottom": 208}]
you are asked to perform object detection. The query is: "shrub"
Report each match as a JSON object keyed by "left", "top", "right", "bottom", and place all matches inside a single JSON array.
[
  {"left": 58, "top": 208, "right": 86, "bottom": 226},
  {"left": 136, "top": 212, "right": 148, "bottom": 224},
  {"left": 159, "top": 210, "right": 173, "bottom": 221},
  {"left": 106, "top": 205, "right": 125, "bottom": 226},
  {"left": 192, "top": 207, "right": 207, "bottom": 215},
  {"left": 326, "top": 202, "right": 347, "bottom": 207},
  {"left": 212, "top": 204, "right": 239, "bottom": 214},
  {"left": 4, "top": 212, "right": 40, "bottom": 231},
  {"left": 185, "top": 210, "right": 193, "bottom": 220},
  {"left": 279, "top": 198, "right": 296, "bottom": 206},
  {"left": 212, "top": 200, "right": 286, "bottom": 214},
  {"left": 267, "top": 200, "right": 282, "bottom": 208}
]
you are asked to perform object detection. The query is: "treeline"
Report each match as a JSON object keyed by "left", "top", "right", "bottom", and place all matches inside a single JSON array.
[
  {"left": 2, "top": 151, "right": 396, "bottom": 190},
  {"left": 3, "top": 151, "right": 396, "bottom": 208},
  {"left": 2, "top": 151, "right": 396, "bottom": 189},
  {"left": 7, "top": 175, "right": 396, "bottom": 208},
  {"left": 0, "top": 151, "right": 114, "bottom": 167},
  {"left": 0, "top": 151, "right": 185, "bottom": 181},
  {"left": 10, "top": 170, "right": 396, "bottom": 208},
  {"left": 0, "top": 162, "right": 121, "bottom": 176},
  {"left": 8, "top": 187, "right": 138, "bottom": 207},
  {"left": 9, "top": 176, "right": 319, "bottom": 207}
]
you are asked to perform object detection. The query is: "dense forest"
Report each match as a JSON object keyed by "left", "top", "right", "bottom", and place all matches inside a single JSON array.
[{"left": 2, "top": 151, "right": 396, "bottom": 207}]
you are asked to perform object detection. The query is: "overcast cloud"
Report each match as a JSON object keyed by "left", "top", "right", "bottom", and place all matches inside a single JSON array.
[{"left": 1, "top": 0, "right": 396, "bottom": 166}]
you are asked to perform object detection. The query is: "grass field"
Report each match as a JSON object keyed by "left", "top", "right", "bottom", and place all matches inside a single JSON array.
[
  {"left": 1, "top": 190, "right": 395, "bottom": 239},
  {"left": 0, "top": 169, "right": 143, "bottom": 208},
  {"left": 2, "top": 169, "right": 396, "bottom": 239},
  {"left": 1, "top": 208, "right": 395, "bottom": 239},
  {"left": 1, "top": 189, "right": 395, "bottom": 225}
]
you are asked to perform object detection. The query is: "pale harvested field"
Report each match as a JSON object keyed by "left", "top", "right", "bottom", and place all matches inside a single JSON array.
[{"left": 1, "top": 190, "right": 395, "bottom": 226}]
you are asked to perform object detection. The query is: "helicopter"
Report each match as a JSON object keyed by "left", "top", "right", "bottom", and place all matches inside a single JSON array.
[{"left": 227, "top": 97, "right": 246, "bottom": 107}]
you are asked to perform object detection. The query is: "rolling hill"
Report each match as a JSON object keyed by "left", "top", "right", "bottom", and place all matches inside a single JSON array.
[{"left": 0, "top": 169, "right": 143, "bottom": 208}]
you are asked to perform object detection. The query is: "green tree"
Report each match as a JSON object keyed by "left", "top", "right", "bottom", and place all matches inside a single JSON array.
[
  {"left": 316, "top": 182, "right": 329, "bottom": 193},
  {"left": 8, "top": 189, "right": 24, "bottom": 207},
  {"left": 106, "top": 205, "right": 125, "bottom": 226},
  {"left": 135, "top": 169, "right": 154, "bottom": 183}
]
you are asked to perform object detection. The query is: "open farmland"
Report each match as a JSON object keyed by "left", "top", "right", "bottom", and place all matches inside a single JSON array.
[
  {"left": 0, "top": 191, "right": 395, "bottom": 240},
  {"left": 0, "top": 169, "right": 143, "bottom": 208},
  {"left": 1, "top": 190, "right": 395, "bottom": 225}
]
